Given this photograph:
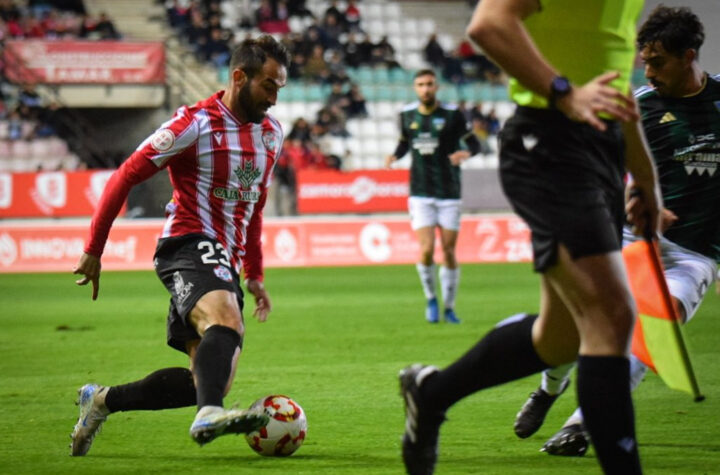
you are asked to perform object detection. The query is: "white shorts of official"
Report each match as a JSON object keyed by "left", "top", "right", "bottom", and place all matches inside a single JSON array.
[
  {"left": 408, "top": 196, "right": 462, "bottom": 231},
  {"left": 623, "top": 227, "right": 717, "bottom": 320}
]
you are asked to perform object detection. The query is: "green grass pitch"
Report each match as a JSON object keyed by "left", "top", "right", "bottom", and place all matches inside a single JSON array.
[{"left": 1, "top": 263, "right": 718, "bottom": 474}]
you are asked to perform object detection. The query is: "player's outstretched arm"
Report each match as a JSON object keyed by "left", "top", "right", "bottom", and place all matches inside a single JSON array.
[{"left": 73, "top": 253, "right": 101, "bottom": 300}]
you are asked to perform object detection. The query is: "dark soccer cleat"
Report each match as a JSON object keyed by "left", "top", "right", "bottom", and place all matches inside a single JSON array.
[
  {"left": 399, "top": 364, "right": 445, "bottom": 475},
  {"left": 513, "top": 381, "right": 568, "bottom": 438},
  {"left": 426, "top": 298, "right": 439, "bottom": 323},
  {"left": 540, "top": 423, "right": 590, "bottom": 456}
]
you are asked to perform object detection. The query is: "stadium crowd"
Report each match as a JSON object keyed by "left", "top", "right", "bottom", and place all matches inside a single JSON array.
[{"left": 0, "top": 0, "right": 123, "bottom": 171}]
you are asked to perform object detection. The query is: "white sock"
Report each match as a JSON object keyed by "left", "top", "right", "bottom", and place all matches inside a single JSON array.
[
  {"left": 194, "top": 405, "right": 224, "bottom": 420},
  {"left": 439, "top": 265, "right": 460, "bottom": 309},
  {"left": 416, "top": 263, "right": 437, "bottom": 300},
  {"left": 541, "top": 363, "right": 574, "bottom": 395},
  {"left": 564, "top": 407, "right": 584, "bottom": 428}
]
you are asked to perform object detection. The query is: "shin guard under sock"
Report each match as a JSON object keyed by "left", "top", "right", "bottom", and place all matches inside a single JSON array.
[
  {"left": 105, "top": 367, "right": 196, "bottom": 412},
  {"left": 423, "top": 313, "right": 548, "bottom": 411},
  {"left": 193, "top": 325, "right": 241, "bottom": 409},
  {"left": 577, "top": 355, "right": 642, "bottom": 475}
]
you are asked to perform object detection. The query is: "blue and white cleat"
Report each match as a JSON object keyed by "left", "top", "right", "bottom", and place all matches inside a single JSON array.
[
  {"left": 70, "top": 384, "right": 109, "bottom": 456},
  {"left": 426, "top": 298, "right": 439, "bottom": 323},
  {"left": 190, "top": 405, "right": 269, "bottom": 446},
  {"left": 443, "top": 308, "right": 460, "bottom": 324}
]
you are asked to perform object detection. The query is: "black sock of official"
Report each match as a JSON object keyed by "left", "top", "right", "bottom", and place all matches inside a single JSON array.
[
  {"left": 193, "top": 325, "right": 241, "bottom": 409},
  {"left": 577, "top": 355, "right": 642, "bottom": 475},
  {"left": 422, "top": 313, "right": 548, "bottom": 411},
  {"left": 104, "top": 367, "right": 196, "bottom": 412}
]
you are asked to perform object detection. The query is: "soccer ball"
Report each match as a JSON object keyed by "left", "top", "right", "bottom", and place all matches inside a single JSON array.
[{"left": 244, "top": 395, "right": 308, "bottom": 456}]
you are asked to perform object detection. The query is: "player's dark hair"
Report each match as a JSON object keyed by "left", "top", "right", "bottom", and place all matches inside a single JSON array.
[
  {"left": 413, "top": 69, "right": 436, "bottom": 80},
  {"left": 229, "top": 35, "right": 290, "bottom": 79},
  {"left": 637, "top": 5, "right": 704, "bottom": 58}
]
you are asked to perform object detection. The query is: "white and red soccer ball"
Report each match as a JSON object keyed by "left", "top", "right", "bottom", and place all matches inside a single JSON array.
[{"left": 245, "top": 395, "right": 307, "bottom": 456}]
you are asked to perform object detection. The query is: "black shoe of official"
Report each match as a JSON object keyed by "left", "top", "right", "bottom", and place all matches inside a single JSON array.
[
  {"left": 513, "top": 381, "right": 569, "bottom": 439},
  {"left": 540, "top": 423, "right": 590, "bottom": 456},
  {"left": 399, "top": 364, "right": 446, "bottom": 475}
]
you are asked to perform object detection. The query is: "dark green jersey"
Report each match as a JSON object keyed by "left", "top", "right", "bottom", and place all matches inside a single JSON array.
[
  {"left": 398, "top": 102, "right": 469, "bottom": 199},
  {"left": 637, "top": 74, "right": 720, "bottom": 261}
]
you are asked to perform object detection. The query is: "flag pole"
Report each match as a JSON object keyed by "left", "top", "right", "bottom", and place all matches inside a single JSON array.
[{"left": 638, "top": 210, "right": 704, "bottom": 402}]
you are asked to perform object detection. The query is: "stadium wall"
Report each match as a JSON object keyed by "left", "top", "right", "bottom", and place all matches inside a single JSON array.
[{"left": 0, "top": 214, "right": 531, "bottom": 273}]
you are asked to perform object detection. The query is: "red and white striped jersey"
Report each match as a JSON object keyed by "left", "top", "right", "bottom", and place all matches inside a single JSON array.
[{"left": 85, "top": 91, "right": 283, "bottom": 280}]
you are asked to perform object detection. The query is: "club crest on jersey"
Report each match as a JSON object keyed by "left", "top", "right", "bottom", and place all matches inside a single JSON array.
[
  {"left": 213, "top": 265, "right": 233, "bottom": 282},
  {"left": 432, "top": 117, "right": 446, "bottom": 131},
  {"left": 151, "top": 129, "right": 175, "bottom": 152},
  {"left": 262, "top": 130, "right": 278, "bottom": 153},
  {"left": 235, "top": 160, "right": 262, "bottom": 189}
]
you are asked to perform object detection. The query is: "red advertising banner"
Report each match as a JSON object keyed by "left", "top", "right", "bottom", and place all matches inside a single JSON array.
[
  {"left": 0, "top": 170, "right": 124, "bottom": 218},
  {"left": 3, "top": 40, "right": 165, "bottom": 84},
  {"left": 0, "top": 215, "right": 531, "bottom": 273},
  {"left": 296, "top": 169, "right": 410, "bottom": 214}
]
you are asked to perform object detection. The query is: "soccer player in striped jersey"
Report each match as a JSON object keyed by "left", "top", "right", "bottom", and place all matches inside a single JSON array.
[
  {"left": 70, "top": 35, "right": 289, "bottom": 455},
  {"left": 514, "top": 5, "right": 720, "bottom": 457},
  {"left": 385, "top": 69, "right": 480, "bottom": 324}
]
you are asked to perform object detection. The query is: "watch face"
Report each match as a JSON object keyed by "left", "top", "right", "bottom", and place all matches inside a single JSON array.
[{"left": 552, "top": 76, "right": 571, "bottom": 94}]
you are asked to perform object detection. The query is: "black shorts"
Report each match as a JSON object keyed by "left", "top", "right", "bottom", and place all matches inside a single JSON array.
[
  {"left": 499, "top": 107, "right": 625, "bottom": 272},
  {"left": 154, "top": 233, "right": 244, "bottom": 353}
]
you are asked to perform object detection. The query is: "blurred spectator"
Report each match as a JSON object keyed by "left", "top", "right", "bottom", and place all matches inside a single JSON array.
[
  {"left": 306, "top": 141, "right": 331, "bottom": 169},
  {"left": 95, "top": 11, "right": 120, "bottom": 39},
  {"left": 321, "top": 11, "right": 343, "bottom": 51},
  {"left": 485, "top": 107, "right": 500, "bottom": 135},
  {"left": 325, "top": 49, "right": 350, "bottom": 84},
  {"left": 424, "top": 33, "right": 446, "bottom": 69},
  {"left": 343, "top": 32, "right": 363, "bottom": 68},
  {"left": 357, "top": 34, "right": 375, "bottom": 65},
  {"left": 255, "top": 0, "right": 275, "bottom": 31},
  {"left": 457, "top": 100, "right": 472, "bottom": 124},
  {"left": 325, "top": 81, "right": 348, "bottom": 110},
  {"left": 18, "top": 83, "right": 43, "bottom": 117},
  {"left": 273, "top": 139, "right": 302, "bottom": 216},
  {"left": 77, "top": 12, "right": 96, "bottom": 38},
  {"left": 287, "top": 51, "right": 305, "bottom": 80},
  {"left": 6, "top": 108, "right": 25, "bottom": 141},
  {"left": 287, "top": 0, "right": 314, "bottom": 19},
  {"left": 303, "top": 44, "right": 328, "bottom": 83},
  {"left": 442, "top": 50, "right": 467, "bottom": 85},
  {"left": 344, "top": 83, "right": 367, "bottom": 118},
  {"left": 318, "top": 104, "right": 348, "bottom": 137},
  {"left": 288, "top": 117, "right": 312, "bottom": 143},
  {"left": 344, "top": 0, "right": 362, "bottom": 33},
  {"left": 202, "top": 28, "right": 231, "bottom": 68},
  {"left": 166, "top": 0, "right": 190, "bottom": 30},
  {"left": 371, "top": 36, "right": 401, "bottom": 69},
  {"left": 469, "top": 101, "right": 486, "bottom": 123},
  {"left": 323, "top": 0, "right": 343, "bottom": 26},
  {"left": 471, "top": 116, "right": 493, "bottom": 155}
]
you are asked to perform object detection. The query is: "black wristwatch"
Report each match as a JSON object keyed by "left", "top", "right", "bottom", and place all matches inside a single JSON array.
[{"left": 548, "top": 76, "right": 572, "bottom": 109}]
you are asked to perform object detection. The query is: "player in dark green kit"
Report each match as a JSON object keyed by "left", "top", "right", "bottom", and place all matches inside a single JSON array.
[
  {"left": 385, "top": 69, "right": 480, "bottom": 324},
  {"left": 397, "top": 1, "right": 662, "bottom": 474},
  {"left": 514, "top": 4, "right": 720, "bottom": 457}
]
